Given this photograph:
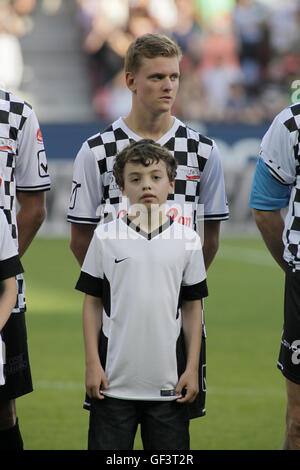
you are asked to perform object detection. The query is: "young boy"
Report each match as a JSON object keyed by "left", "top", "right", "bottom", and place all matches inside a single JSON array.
[
  {"left": 0, "top": 210, "right": 24, "bottom": 386},
  {"left": 75, "top": 140, "right": 208, "bottom": 450}
]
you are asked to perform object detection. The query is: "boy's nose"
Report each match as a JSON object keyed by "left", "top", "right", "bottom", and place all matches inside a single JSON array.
[
  {"left": 162, "top": 76, "right": 172, "bottom": 90},
  {"left": 142, "top": 179, "right": 152, "bottom": 189}
]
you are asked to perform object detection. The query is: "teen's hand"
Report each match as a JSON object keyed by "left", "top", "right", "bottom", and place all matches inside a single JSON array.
[{"left": 175, "top": 369, "right": 199, "bottom": 403}]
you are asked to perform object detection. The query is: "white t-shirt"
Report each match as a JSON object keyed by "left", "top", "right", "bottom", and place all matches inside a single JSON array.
[{"left": 76, "top": 217, "right": 208, "bottom": 401}]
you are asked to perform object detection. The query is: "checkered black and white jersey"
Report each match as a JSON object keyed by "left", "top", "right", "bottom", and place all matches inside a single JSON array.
[
  {"left": 0, "top": 89, "right": 51, "bottom": 312},
  {"left": 260, "top": 103, "right": 300, "bottom": 267},
  {"left": 0, "top": 209, "right": 24, "bottom": 384},
  {"left": 67, "top": 117, "right": 229, "bottom": 230}
]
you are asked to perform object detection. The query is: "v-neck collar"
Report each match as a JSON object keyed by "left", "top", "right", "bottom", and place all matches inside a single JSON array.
[
  {"left": 117, "top": 117, "right": 180, "bottom": 145},
  {"left": 121, "top": 215, "right": 174, "bottom": 240}
]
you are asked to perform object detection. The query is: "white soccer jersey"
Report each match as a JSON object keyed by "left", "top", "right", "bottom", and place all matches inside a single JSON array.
[
  {"left": 67, "top": 117, "right": 229, "bottom": 230},
  {"left": 0, "top": 209, "right": 24, "bottom": 385},
  {"left": 260, "top": 103, "right": 300, "bottom": 267},
  {"left": 0, "top": 89, "right": 51, "bottom": 312},
  {"left": 76, "top": 217, "right": 208, "bottom": 401}
]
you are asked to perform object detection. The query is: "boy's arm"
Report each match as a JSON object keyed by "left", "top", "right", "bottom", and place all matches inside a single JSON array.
[
  {"left": 252, "top": 208, "right": 287, "bottom": 272},
  {"left": 176, "top": 299, "right": 202, "bottom": 403},
  {"left": 70, "top": 223, "right": 95, "bottom": 266},
  {"left": 203, "top": 220, "right": 220, "bottom": 270},
  {"left": 0, "top": 277, "right": 17, "bottom": 331},
  {"left": 16, "top": 191, "right": 47, "bottom": 257},
  {"left": 82, "top": 294, "right": 108, "bottom": 399}
]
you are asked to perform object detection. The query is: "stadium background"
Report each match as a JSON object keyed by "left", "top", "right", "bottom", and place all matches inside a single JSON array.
[{"left": 1, "top": 0, "right": 299, "bottom": 449}]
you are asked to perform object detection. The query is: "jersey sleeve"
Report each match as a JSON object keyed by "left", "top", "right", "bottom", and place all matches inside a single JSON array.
[
  {"left": 181, "top": 232, "right": 208, "bottom": 301},
  {"left": 198, "top": 142, "right": 229, "bottom": 220},
  {"left": 75, "top": 231, "right": 104, "bottom": 297},
  {"left": 259, "top": 113, "right": 296, "bottom": 185},
  {"left": 249, "top": 157, "right": 292, "bottom": 210},
  {"left": 67, "top": 141, "right": 103, "bottom": 224},
  {"left": 15, "top": 109, "right": 51, "bottom": 192},
  {"left": 0, "top": 211, "right": 23, "bottom": 281}
]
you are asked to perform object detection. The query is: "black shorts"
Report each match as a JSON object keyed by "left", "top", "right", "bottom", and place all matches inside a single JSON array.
[
  {"left": 88, "top": 396, "right": 190, "bottom": 450},
  {"left": 277, "top": 268, "right": 300, "bottom": 385},
  {"left": 0, "top": 312, "right": 33, "bottom": 400}
]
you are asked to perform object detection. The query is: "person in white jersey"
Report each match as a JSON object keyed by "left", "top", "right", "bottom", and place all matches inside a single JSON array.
[
  {"left": 68, "top": 33, "right": 228, "bottom": 420},
  {"left": 0, "top": 89, "right": 51, "bottom": 450},
  {"left": 249, "top": 102, "right": 300, "bottom": 449},
  {"left": 76, "top": 139, "right": 208, "bottom": 450},
  {"left": 0, "top": 210, "right": 24, "bottom": 386}
]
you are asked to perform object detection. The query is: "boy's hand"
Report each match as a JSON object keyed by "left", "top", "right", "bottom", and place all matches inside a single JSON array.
[
  {"left": 85, "top": 361, "right": 108, "bottom": 400},
  {"left": 176, "top": 369, "right": 199, "bottom": 403}
]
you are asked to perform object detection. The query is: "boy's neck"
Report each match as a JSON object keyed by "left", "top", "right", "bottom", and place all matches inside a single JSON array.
[
  {"left": 124, "top": 110, "right": 174, "bottom": 141},
  {"left": 127, "top": 205, "right": 170, "bottom": 234}
]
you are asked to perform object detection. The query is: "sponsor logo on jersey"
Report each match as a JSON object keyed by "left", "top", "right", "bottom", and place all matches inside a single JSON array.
[
  {"left": 160, "top": 389, "right": 177, "bottom": 397},
  {"left": 115, "top": 257, "right": 130, "bottom": 263},
  {"left": 36, "top": 128, "right": 43, "bottom": 143},
  {"left": 186, "top": 167, "right": 201, "bottom": 180},
  {"left": 0, "top": 137, "right": 13, "bottom": 152}
]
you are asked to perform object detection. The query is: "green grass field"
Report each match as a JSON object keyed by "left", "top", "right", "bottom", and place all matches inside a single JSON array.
[{"left": 17, "top": 236, "right": 286, "bottom": 450}]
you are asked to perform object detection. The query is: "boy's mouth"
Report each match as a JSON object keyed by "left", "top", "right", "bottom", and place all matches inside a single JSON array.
[{"left": 141, "top": 193, "right": 155, "bottom": 200}]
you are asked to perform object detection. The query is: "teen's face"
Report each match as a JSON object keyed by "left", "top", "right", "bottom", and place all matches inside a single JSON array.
[
  {"left": 126, "top": 56, "right": 180, "bottom": 115},
  {"left": 121, "top": 159, "right": 174, "bottom": 209}
]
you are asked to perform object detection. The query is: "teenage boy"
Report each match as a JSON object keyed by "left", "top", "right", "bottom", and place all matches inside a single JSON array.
[
  {"left": 76, "top": 140, "right": 208, "bottom": 450},
  {"left": 68, "top": 33, "right": 228, "bottom": 419},
  {"left": 249, "top": 103, "right": 300, "bottom": 449},
  {"left": 0, "top": 88, "right": 51, "bottom": 449}
]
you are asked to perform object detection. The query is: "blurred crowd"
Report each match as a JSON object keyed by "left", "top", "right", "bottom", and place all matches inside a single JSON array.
[
  {"left": 1, "top": 0, "right": 299, "bottom": 125},
  {"left": 0, "top": 0, "right": 36, "bottom": 93},
  {"left": 76, "top": 0, "right": 300, "bottom": 124}
]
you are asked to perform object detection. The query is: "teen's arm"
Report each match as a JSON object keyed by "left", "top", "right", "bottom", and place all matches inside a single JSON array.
[
  {"left": 82, "top": 294, "right": 108, "bottom": 399},
  {"left": 16, "top": 191, "right": 47, "bottom": 257},
  {"left": 176, "top": 299, "right": 202, "bottom": 403},
  {"left": 203, "top": 220, "right": 220, "bottom": 270},
  {"left": 70, "top": 224, "right": 95, "bottom": 267},
  {"left": 0, "top": 277, "right": 17, "bottom": 330},
  {"left": 252, "top": 209, "right": 287, "bottom": 272}
]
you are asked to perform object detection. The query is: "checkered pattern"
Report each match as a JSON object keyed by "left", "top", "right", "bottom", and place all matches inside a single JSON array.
[
  {"left": 67, "top": 117, "right": 229, "bottom": 228},
  {"left": 0, "top": 89, "right": 51, "bottom": 312},
  {"left": 260, "top": 103, "right": 300, "bottom": 267}
]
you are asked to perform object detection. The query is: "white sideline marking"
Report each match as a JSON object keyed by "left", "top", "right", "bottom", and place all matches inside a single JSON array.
[
  {"left": 35, "top": 381, "right": 284, "bottom": 397},
  {"left": 36, "top": 380, "right": 83, "bottom": 390},
  {"left": 219, "top": 245, "right": 276, "bottom": 267}
]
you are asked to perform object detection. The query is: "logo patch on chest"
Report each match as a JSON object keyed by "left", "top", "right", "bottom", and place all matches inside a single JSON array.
[
  {"left": 0, "top": 137, "right": 14, "bottom": 153},
  {"left": 186, "top": 167, "right": 200, "bottom": 181}
]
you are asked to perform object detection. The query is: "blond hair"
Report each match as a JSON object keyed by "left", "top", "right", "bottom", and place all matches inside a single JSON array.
[{"left": 125, "top": 33, "right": 182, "bottom": 74}]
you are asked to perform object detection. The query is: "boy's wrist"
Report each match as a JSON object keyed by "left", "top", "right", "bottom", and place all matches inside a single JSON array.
[{"left": 85, "top": 357, "right": 102, "bottom": 367}]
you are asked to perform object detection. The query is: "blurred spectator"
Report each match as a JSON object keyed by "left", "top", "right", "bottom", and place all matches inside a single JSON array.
[
  {"left": 0, "top": 0, "right": 36, "bottom": 93},
  {"left": 76, "top": 0, "right": 300, "bottom": 124},
  {"left": 232, "top": 0, "right": 269, "bottom": 95}
]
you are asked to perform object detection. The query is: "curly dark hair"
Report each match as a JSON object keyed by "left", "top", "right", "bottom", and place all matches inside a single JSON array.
[{"left": 113, "top": 139, "right": 177, "bottom": 189}]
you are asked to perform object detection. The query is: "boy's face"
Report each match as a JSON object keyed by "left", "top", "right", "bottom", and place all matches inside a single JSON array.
[
  {"left": 121, "top": 159, "right": 175, "bottom": 209},
  {"left": 126, "top": 56, "right": 180, "bottom": 115}
]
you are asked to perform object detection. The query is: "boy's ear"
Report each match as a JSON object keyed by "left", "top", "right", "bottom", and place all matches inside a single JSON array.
[
  {"left": 121, "top": 187, "right": 126, "bottom": 196},
  {"left": 169, "top": 180, "right": 175, "bottom": 194},
  {"left": 125, "top": 72, "right": 136, "bottom": 93}
]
